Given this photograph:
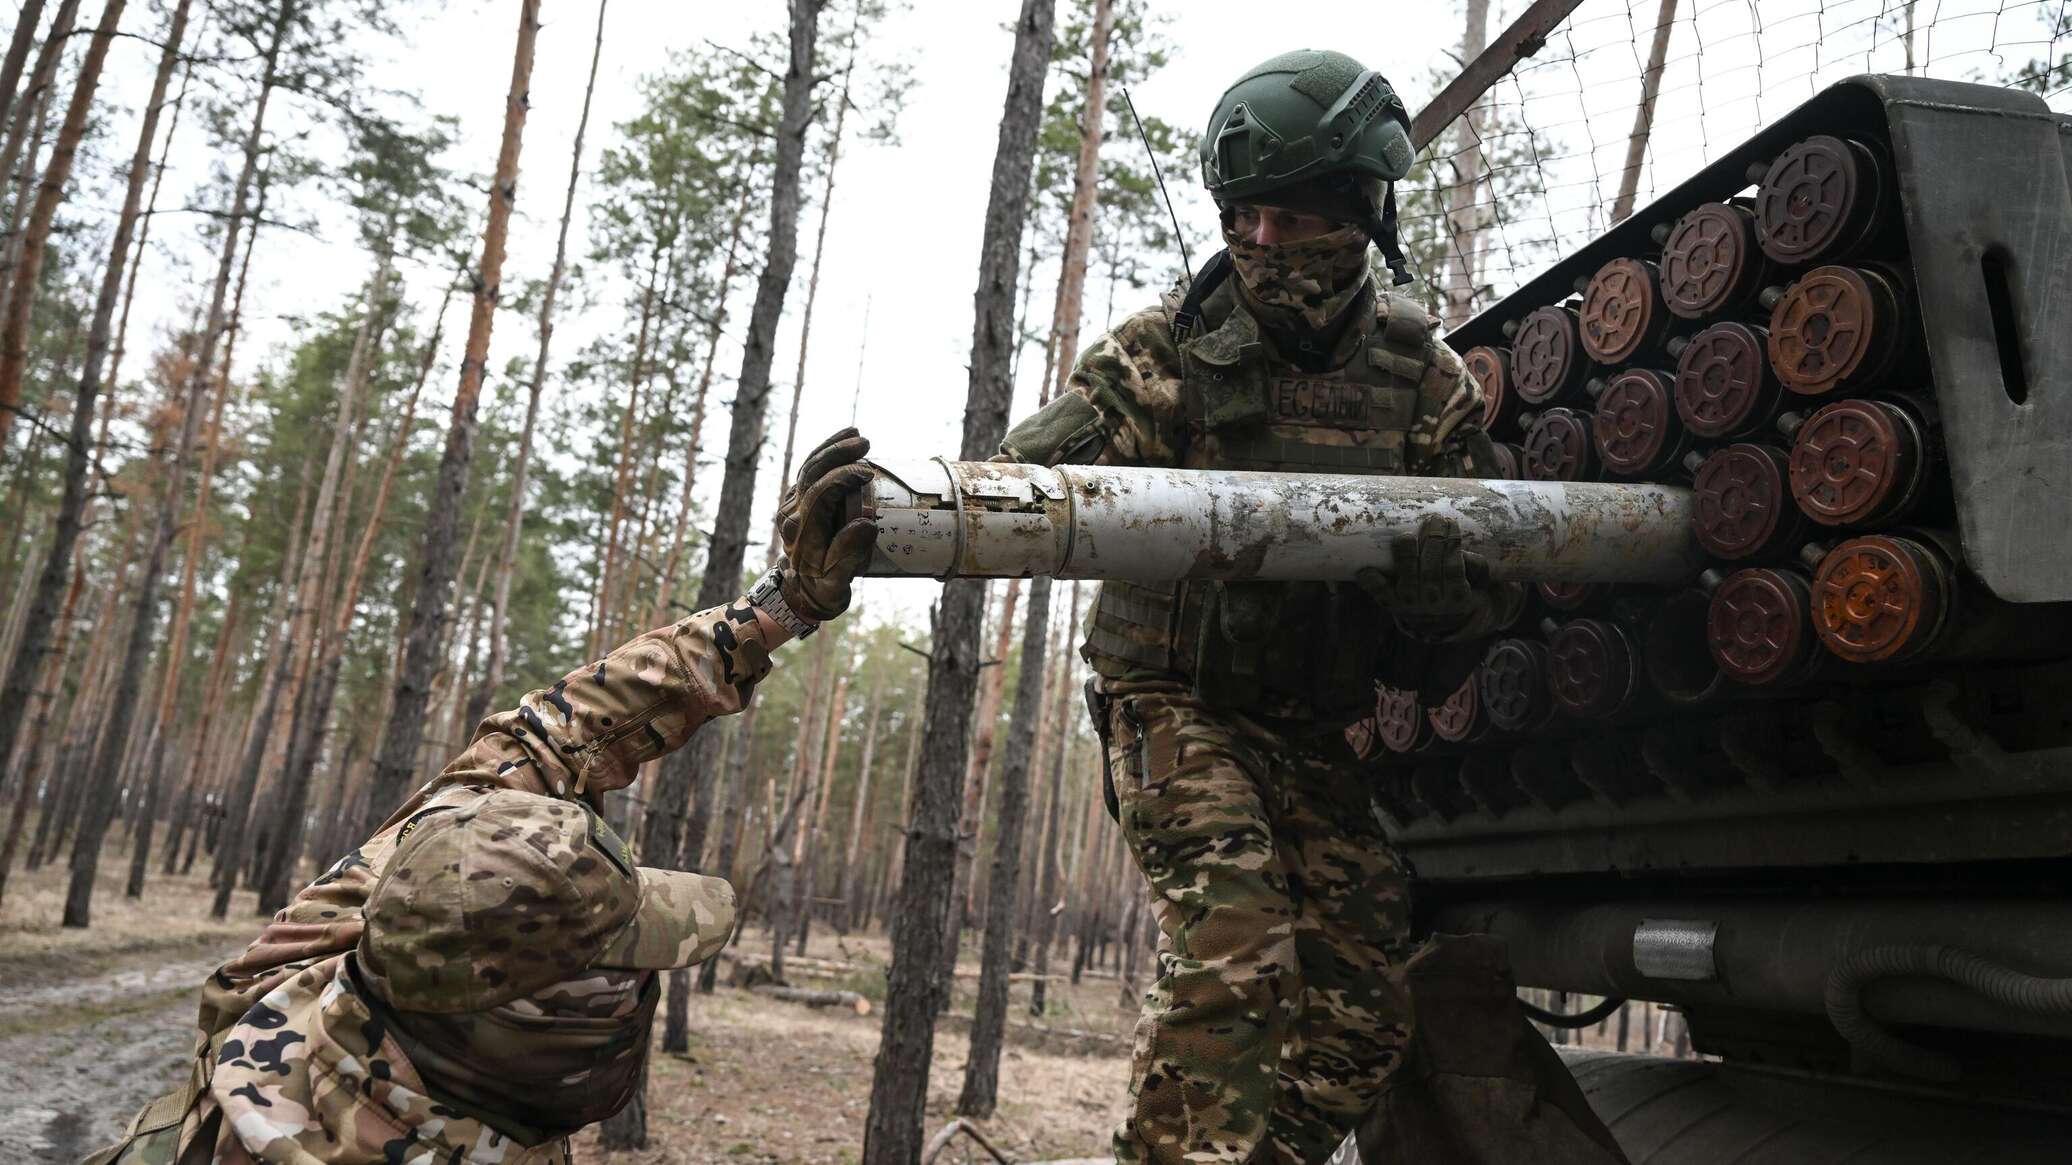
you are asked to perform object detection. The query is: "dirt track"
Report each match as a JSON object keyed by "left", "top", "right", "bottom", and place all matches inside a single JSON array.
[{"left": 0, "top": 938, "right": 233, "bottom": 1162}]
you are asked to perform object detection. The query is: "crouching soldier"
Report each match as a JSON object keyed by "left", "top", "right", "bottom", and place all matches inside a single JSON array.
[{"left": 88, "top": 429, "right": 879, "bottom": 1164}]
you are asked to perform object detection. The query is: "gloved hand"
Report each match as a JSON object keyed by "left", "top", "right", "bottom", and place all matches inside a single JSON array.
[
  {"left": 775, "top": 427, "right": 877, "bottom": 623},
  {"left": 1356, "top": 515, "right": 1491, "bottom": 642}
]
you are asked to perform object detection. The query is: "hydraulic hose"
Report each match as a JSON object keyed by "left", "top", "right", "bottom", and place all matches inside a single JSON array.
[{"left": 1825, "top": 945, "right": 2072, "bottom": 1083}]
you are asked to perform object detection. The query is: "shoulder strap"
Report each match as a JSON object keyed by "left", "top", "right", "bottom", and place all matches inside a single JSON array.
[{"left": 1170, "top": 250, "right": 1234, "bottom": 344}]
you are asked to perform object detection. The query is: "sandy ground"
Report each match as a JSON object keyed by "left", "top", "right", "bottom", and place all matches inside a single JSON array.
[{"left": 1, "top": 829, "right": 1135, "bottom": 1164}]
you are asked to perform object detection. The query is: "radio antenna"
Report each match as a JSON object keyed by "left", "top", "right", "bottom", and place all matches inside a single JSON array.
[{"left": 1123, "top": 87, "right": 1193, "bottom": 285}]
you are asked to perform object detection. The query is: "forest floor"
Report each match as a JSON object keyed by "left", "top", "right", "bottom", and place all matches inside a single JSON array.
[{"left": 0, "top": 829, "right": 1135, "bottom": 1164}]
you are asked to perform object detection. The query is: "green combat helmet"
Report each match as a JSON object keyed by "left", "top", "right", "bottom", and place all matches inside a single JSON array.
[{"left": 1200, "top": 48, "right": 1417, "bottom": 285}]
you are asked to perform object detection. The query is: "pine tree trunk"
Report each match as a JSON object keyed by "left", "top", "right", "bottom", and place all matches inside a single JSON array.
[
  {"left": 957, "top": 574, "right": 1050, "bottom": 1116},
  {"left": 128, "top": 135, "right": 261, "bottom": 899},
  {"left": 1443, "top": 0, "right": 1491, "bottom": 322},
  {"left": 793, "top": 665, "right": 848, "bottom": 955},
  {"left": 834, "top": 694, "right": 879, "bottom": 933},
  {"left": 694, "top": 715, "right": 756, "bottom": 996},
  {"left": 0, "top": 0, "right": 123, "bottom": 452},
  {"left": 468, "top": 3, "right": 602, "bottom": 728},
  {"left": 1611, "top": 0, "right": 1678, "bottom": 224},
  {"left": 256, "top": 249, "right": 393, "bottom": 912},
  {"left": 592, "top": 243, "right": 661, "bottom": 657},
  {"left": 635, "top": 0, "right": 825, "bottom": 1053},
  {"left": 365, "top": 0, "right": 540, "bottom": 830},
  {"left": 0, "top": 0, "right": 77, "bottom": 322},
  {"left": 861, "top": 1, "right": 1053, "bottom": 1160},
  {"left": 157, "top": 587, "right": 242, "bottom": 880},
  {"left": 0, "top": 0, "right": 186, "bottom": 812},
  {"left": 61, "top": 0, "right": 278, "bottom": 928},
  {"left": 1043, "top": 0, "right": 1114, "bottom": 403},
  {"left": 0, "top": 0, "right": 48, "bottom": 135},
  {"left": 941, "top": 579, "right": 1019, "bottom": 988},
  {"left": 1028, "top": 583, "right": 1078, "bottom": 1013},
  {"left": 769, "top": 11, "right": 857, "bottom": 556}
]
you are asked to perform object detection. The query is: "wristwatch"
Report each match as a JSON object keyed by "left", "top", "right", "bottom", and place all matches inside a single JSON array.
[{"left": 747, "top": 566, "right": 818, "bottom": 639}]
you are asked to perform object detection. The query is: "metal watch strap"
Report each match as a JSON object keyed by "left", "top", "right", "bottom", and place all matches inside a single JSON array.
[{"left": 747, "top": 567, "right": 818, "bottom": 639}]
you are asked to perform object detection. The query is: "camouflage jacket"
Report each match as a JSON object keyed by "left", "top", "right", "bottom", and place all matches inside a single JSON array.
[
  {"left": 92, "top": 600, "right": 777, "bottom": 1165},
  {"left": 1001, "top": 274, "right": 1492, "bottom": 715},
  {"left": 1002, "top": 277, "right": 1489, "bottom": 478}
]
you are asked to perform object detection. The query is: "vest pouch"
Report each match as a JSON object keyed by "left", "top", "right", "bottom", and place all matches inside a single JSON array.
[{"left": 1186, "top": 582, "right": 1265, "bottom": 710}]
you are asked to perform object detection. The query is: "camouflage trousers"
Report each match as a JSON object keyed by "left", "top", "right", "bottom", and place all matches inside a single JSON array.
[{"left": 1104, "top": 688, "right": 1414, "bottom": 1165}]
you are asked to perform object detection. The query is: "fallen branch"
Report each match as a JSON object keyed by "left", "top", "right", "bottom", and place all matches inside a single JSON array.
[
  {"left": 922, "top": 1118, "right": 1013, "bottom": 1165},
  {"left": 749, "top": 984, "right": 872, "bottom": 1015}
]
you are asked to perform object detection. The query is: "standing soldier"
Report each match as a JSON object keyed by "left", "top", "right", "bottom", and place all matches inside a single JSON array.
[
  {"left": 88, "top": 431, "right": 880, "bottom": 1164},
  {"left": 994, "top": 50, "right": 1623, "bottom": 1165}
]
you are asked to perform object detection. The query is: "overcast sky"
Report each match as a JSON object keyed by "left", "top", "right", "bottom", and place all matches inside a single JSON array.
[{"left": 73, "top": 0, "right": 2072, "bottom": 629}]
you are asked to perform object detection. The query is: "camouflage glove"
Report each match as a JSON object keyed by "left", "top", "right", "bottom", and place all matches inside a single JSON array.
[
  {"left": 775, "top": 427, "right": 877, "bottom": 623},
  {"left": 1356, "top": 515, "right": 1491, "bottom": 642}
]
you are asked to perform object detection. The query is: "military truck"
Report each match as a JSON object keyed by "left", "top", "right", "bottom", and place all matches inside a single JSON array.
[{"left": 865, "top": 73, "right": 2072, "bottom": 1163}]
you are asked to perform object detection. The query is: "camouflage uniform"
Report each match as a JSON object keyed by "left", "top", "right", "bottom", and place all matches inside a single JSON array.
[
  {"left": 1001, "top": 250, "right": 1491, "bottom": 1165},
  {"left": 89, "top": 600, "right": 775, "bottom": 1165}
]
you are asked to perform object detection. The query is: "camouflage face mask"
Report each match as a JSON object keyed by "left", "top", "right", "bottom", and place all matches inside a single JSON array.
[
  {"left": 381, "top": 965, "right": 658, "bottom": 1138},
  {"left": 1223, "top": 221, "right": 1372, "bottom": 332}
]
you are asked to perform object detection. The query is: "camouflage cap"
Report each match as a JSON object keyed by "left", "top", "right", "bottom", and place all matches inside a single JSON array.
[{"left": 358, "top": 790, "right": 736, "bottom": 1013}]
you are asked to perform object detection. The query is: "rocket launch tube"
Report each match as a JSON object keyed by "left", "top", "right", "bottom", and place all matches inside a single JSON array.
[{"left": 860, "top": 458, "right": 1705, "bottom": 585}]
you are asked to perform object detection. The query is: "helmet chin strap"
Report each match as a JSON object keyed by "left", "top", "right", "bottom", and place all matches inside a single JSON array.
[{"left": 1363, "top": 183, "right": 1415, "bottom": 286}]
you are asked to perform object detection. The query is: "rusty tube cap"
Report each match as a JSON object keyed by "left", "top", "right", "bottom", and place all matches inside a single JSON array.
[
  {"left": 1661, "top": 202, "right": 1767, "bottom": 319},
  {"left": 1708, "top": 566, "right": 1817, "bottom": 684},
  {"left": 1692, "top": 443, "right": 1800, "bottom": 560},
  {"left": 1810, "top": 534, "right": 1951, "bottom": 664},
  {"left": 1675, "top": 321, "right": 1781, "bottom": 439},
  {"left": 1428, "top": 673, "right": 1489, "bottom": 744},
  {"left": 1486, "top": 440, "right": 1525, "bottom": 481},
  {"left": 1536, "top": 579, "right": 1609, "bottom": 612},
  {"left": 1375, "top": 685, "right": 1432, "bottom": 754},
  {"left": 1787, "top": 398, "right": 1927, "bottom": 528},
  {"left": 1579, "top": 257, "right": 1669, "bottom": 365},
  {"left": 1522, "top": 407, "right": 1597, "bottom": 482},
  {"left": 1480, "top": 638, "right": 1555, "bottom": 733},
  {"left": 1754, "top": 135, "right": 1888, "bottom": 265},
  {"left": 1592, "top": 368, "right": 1683, "bottom": 477},
  {"left": 1547, "top": 618, "right": 1639, "bottom": 719},
  {"left": 1511, "top": 305, "right": 1589, "bottom": 404},
  {"left": 1463, "top": 345, "right": 1516, "bottom": 433},
  {"left": 1768, "top": 265, "right": 1904, "bottom": 396}
]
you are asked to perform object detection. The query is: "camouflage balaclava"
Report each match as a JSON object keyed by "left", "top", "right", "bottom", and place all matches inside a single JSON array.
[{"left": 1223, "top": 217, "right": 1373, "bottom": 335}]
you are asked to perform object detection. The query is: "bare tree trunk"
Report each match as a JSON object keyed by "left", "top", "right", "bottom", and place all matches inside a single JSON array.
[
  {"left": 834, "top": 693, "right": 879, "bottom": 933},
  {"left": 694, "top": 715, "right": 756, "bottom": 996},
  {"left": 942, "top": 579, "right": 1019, "bottom": 987},
  {"left": 1443, "top": 0, "right": 1491, "bottom": 322},
  {"left": 1043, "top": 0, "right": 1113, "bottom": 404},
  {"left": 365, "top": 0, "right": 540, "bottom": 829},
  {"left": 861, "top": 2, "right": 1053, "bottom": 1160},
  {"left": 468, "top": 5, "right": 602, "bottom": 730},
  {"left": 1611, "top": 0, "right": 1678, "bottom": 224},
  {"left": 957, "top": 575, "right": 1050, "bottom": 1116},
  {"left": 793, "top": 664, "right": 848, "bottom": 954},
  {"left": 63, "top": 0, "right": 278, "bottom": 928},
  {"left": 592, "top": 242, "right": 661, "bottom": 657},
  {"left": 0, "top": 0, "right": 48, "bottom": 135},
  {"left": 257, "top": 248, "right": 394, "bottom": 912},
  {"left": 0, "top": 0, "right": 77, "bottom": 322},
  {"left": 769, "top": 6, "right": 858, "bottom": 561},
  {"left": 128, "top": 121, "right": 257, "bottom": 899},
  {"left": 157, "top": 587, "right": 242, "bottom": 879},
  {"left": 0, "top": 0, "right": 123, "bottom": 452},
  {"left": 0, "top": 0, "right": 186, "bottom": 811}
]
